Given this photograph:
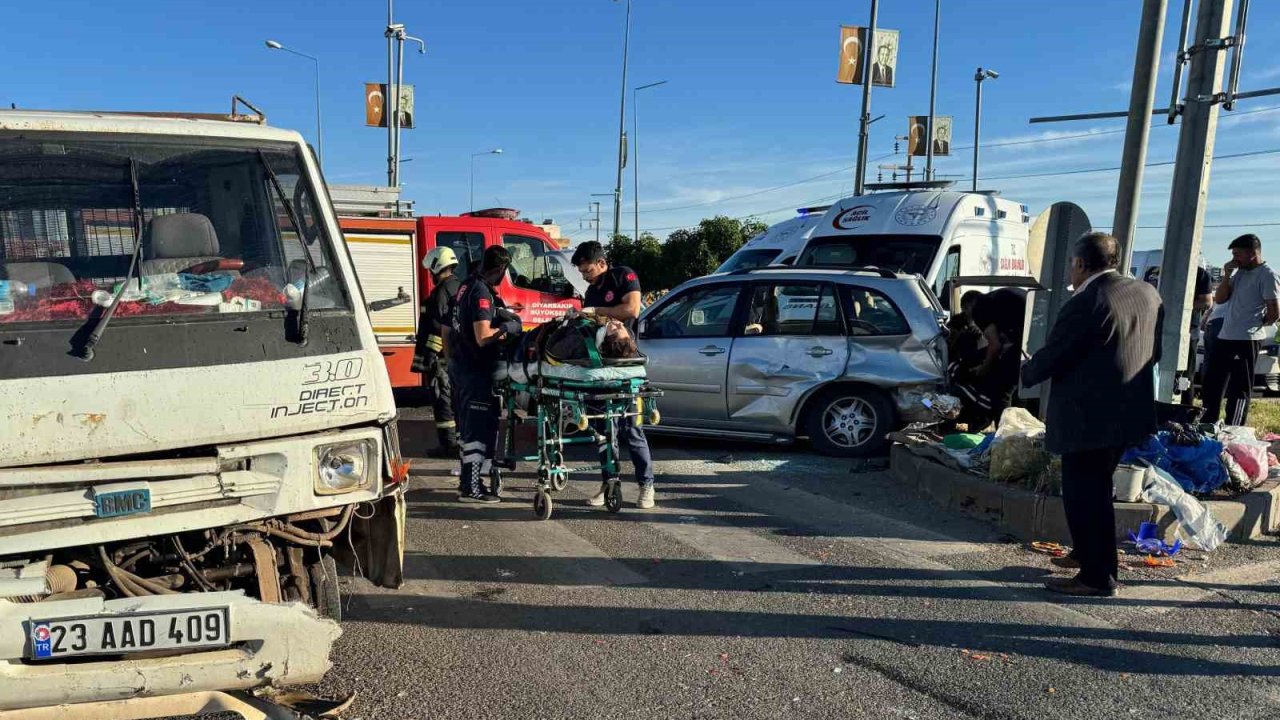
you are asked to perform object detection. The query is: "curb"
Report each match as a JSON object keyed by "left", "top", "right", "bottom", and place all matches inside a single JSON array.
[{"left": 889, "top": 445, "right": 1280, "bottom": 544}]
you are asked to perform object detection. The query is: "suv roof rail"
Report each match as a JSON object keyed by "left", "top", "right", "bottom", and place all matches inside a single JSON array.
[
  {"left": 731, "top": 265, "right": 900, "bottom": 279},
  {"left": 763, "top": 264, "right": 899, "bottom": 279}
]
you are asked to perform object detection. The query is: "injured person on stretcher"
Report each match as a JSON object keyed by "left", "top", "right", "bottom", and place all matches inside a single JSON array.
[{"left": 507, "top": 310, "right": 640, "bottom": 367}]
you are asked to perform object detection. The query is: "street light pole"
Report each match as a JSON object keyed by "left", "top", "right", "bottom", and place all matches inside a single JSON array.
[
  {"left": 611, "top": 0, "right": 632, "bottom": 244},
  {"left": 265, "top": 40, "right": 323, "bottom": 167},
  {"left": 854, "top": 0, "right": 880, "bottom": 195},
  {"left": 470, "top": 149, "right": 503, "bottom": 212},
  {"left": 925, "top": 0, "right": 940, "bottom": 181},
  {"left": 972, "top": 67, "right": 999, "bottom": 192},
  {"left": 633, "top": 79, "right": 667, "bottom": 242}
]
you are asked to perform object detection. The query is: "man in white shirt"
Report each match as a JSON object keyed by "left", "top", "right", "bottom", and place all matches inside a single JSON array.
[{"left": 1201, "top": 234, "right": 1280, "bottom": 425}]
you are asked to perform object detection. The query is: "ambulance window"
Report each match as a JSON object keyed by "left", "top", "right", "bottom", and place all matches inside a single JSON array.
[
  {"left": 436, "top": 231, "right": 484, "bottom": 278},
  {"left": 935, "top": 245, "right": 961, "bottom": 310},
  {"left": 502, "top": 234, "right": 574, "bottom": 297}
]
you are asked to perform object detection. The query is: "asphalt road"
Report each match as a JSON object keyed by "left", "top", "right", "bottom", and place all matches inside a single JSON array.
[{"left": 317, "top": 421, "right": 1280, "bottom": 720}]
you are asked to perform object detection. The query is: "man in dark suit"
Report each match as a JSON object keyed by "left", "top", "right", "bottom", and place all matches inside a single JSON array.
[
  {"left": 1021, "top": 232, "right": 1163, "bottom": 597},
  {"left": 872, "top": 44, "right": 894, "bottom": 86}
]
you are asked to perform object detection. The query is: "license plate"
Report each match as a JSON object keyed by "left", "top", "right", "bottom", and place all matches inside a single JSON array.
[
  {"left": 27, "top": 608, "right": 230, "bottom": 660},
  {"left": 94, "top": 488, "right": 151, "bottom": 518}
]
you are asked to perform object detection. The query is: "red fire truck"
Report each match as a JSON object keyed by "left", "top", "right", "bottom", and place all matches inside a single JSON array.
[{"left": 332, "top": 186, "right": 580, "bottom": 387}]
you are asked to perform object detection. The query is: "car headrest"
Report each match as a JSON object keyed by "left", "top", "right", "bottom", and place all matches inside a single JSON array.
[{"left": 145, "top": 213, "right": 220, "bottom": 259}]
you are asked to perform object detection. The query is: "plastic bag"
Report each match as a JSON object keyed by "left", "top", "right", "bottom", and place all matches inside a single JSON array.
[
  {"left": 1226, "top": 442, "right": 1267, "bottom": 484},
  {"left": 989, "top": 408, "right": 1049, "bottom": 482},
  {"left": 1121, "top": 433, "right": 1227, "bottom": 494},
  {"left": 1141, "top": 465, "right": 1228, "bottom": 552}
]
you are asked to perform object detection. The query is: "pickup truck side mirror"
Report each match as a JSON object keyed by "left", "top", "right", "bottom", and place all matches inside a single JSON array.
[{"left": 368, "top": 286, "right": 411, "bottom": 313}]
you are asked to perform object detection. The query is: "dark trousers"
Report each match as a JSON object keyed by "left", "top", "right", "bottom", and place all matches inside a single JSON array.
[
  {"left": 451, "top": 366, "right": 500, "bottom": 496},
  {"left": 1201, "top": 336, "right": 1260, "bottom": 426},
  {"left": 592, "top": 403, "right": 655, "bottom": 488},
  {"left": 425, "top": 353, "right": 456, "bottom": 440},
  {"left": 1061, "top": 447, "right": 1124, "bottom": 590}
]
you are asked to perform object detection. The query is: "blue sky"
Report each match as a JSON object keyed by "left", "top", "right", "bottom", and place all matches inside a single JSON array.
[{"left": 4, "top": 0, "right": 1279, "bottom": 264}]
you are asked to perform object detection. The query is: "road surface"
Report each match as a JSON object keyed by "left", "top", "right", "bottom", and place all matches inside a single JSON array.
[{"left": 318, "top": 430, "right": 1280, "bottom": 719}]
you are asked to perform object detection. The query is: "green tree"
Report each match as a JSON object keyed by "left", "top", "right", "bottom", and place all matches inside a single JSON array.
[{"left": 604, "top": 232, "right": 665, "bottom": 290}]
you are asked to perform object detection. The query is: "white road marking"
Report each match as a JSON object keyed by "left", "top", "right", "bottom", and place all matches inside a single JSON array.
[
  {"left": 646, "top": 516, "right": 820, "bottom": 574},
  {"left": 1120, "top": 559, "right": 1280, "bottom": 610},
  {"left": 490, "top": 518, "right": 650, "bottom": 587}
]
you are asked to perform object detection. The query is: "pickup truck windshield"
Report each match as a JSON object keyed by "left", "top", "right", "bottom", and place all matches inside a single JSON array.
[
  {"left": 0, "top": 133, "right": 348, "bottom": 327},
  {"left": 797, "top": 235, "right": 942, "bottom": 276}
]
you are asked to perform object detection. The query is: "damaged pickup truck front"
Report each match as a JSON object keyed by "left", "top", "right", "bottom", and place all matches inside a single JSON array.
[{"left": 0, "top": 108, "right": 406, "bottom": 716}]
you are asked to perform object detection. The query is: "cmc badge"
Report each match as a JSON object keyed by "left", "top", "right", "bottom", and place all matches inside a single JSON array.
[
  {"left": 895, "top": 202, "right": 938, "bottom": 226},
  {"left": 832, "top": 205, "right": 873, "bottom": 230}
]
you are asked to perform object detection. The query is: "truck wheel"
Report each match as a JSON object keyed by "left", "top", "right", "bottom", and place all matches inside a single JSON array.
[
  {"left": 804, "top": 387, "right": 895, "bottom": 458},
  {"left": 309, "top": 555, "right": 342, "bottom": 622}
]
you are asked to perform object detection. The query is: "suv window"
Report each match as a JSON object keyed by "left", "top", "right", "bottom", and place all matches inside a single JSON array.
[
  {"left": 744, "top": 282, "right": 842, "bottom": 336},
  {"left": 435, "top": 231, "right": 484, "bottom": 278},
  {"left": 644, "top": 284, "right": 740, "bottom": 339},
  {"left": 841, "top": 286, "right": 910, "bottom": 336},
  {"left": 502, "top": 234, "right": 574, "bottom": 297}
]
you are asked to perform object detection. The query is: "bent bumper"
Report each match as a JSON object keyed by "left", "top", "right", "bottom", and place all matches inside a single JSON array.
[{"left": 0, "top": 591, "right": 340, "bottom": 712}]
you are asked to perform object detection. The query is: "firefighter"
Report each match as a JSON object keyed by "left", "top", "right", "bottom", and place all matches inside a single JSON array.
[
  {"left": 412, "top": 247, "right": 463, "bottom": 459},
  {"left": 449, "top": 245, "right": 521, "bottom": 503},
  {"left": 570, "top": 241, "right": 656, "bottom": 509}
]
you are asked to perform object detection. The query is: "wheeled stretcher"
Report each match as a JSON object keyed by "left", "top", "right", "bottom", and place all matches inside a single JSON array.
[{"left": 492, "top": 357, "right": 662, "bottom": 520}]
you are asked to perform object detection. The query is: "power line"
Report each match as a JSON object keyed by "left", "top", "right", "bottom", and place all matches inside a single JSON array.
[{"left": 636, "top": 105, "right": 1280, "bottom": 217}]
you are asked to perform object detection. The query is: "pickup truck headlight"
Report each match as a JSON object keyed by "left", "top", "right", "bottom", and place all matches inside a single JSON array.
[{"left": 315, "top": 441, "right": 373, "bottom": 494}]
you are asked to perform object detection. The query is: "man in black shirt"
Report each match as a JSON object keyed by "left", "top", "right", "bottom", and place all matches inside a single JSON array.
[
  {"left": 571, "top": 241, "right": 656, "bottom": 509},
  {"left": 450, "top": 245, "right": 521, "bottom": 503},
  {"left": 412, "top": 246, "right": 463, "bottom": 459}
]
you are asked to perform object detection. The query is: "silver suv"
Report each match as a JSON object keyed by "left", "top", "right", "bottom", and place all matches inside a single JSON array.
[{"left": 638, "top": 267, "right": 948, "bottom": 456}]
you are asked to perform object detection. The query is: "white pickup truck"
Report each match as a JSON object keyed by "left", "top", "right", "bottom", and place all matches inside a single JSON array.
[{"left": 0, "top": 107, "right": 405, "bottom": 717}]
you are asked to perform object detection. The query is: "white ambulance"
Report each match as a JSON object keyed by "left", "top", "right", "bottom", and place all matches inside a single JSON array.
[
  {"left": 794, "top": 186, "right": 1031, "bottom": 310},
  {"left": 715, "top": 205, "right": 831, "bottom": 272}
]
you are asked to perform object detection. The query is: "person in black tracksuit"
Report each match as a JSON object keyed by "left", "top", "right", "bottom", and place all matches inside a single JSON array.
[
  {"left": 450, "top": 245, "right": 521, "bottom": 503},
  {"left": 569, "top": 241, "right": 656, "bottom": 509},
  {"left": 412, "top": 247, "right": 463, "bottom": 459}
]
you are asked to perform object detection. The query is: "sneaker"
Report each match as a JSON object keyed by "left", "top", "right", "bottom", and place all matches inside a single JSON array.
[
  {"left": 637, "top": 485, "right": 655, "bottom": 509},
  {"left": 586, "top": 482, "right": 608, "bottom": 507},
  {"left": 459, "top": 493, "right": 501, "bottom": 504}
]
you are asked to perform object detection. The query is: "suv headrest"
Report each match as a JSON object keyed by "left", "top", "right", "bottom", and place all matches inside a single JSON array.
[{"left": 145, "top": 213, "right": 220, "bottom": 259}]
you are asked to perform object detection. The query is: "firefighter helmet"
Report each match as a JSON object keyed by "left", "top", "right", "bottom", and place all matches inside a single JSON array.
[{"left": 423, "top": 246, "right": 459, "bottom": 274}]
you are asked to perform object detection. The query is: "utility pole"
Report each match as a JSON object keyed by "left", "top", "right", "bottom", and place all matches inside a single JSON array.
[
  {"left": 853, "top": 0, "right": 879, "bottom": 196},
  {"left": 590, "top": 195, "right": 612, "bottom": 244},
  {"left": 1156, "top": 0, "right": 1235, "bottom": 400},
  {"left": 1113, "top": 0, "right": 1169, "bottom": 274},
  {"left": 611, "top": 0, "right": 632, "bottom": 244},
  {"left": 925, "top": 0, "right": 940, "bottom": 181}
]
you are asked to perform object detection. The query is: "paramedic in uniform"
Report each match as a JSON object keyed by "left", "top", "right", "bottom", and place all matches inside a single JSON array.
[
  {"left": 412, "top": 247, "right": 463, "bottom": 459},
  {"left": 450, "top": 245, "right": 521, "bottom": 503},
  {"left": 571, "top": 241, "right": 657, "bottom": 509}
]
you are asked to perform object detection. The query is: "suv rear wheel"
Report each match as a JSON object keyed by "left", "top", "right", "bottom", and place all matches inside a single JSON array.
[{"left": 804, "top": 386, "right": 895, "bottom": 457}]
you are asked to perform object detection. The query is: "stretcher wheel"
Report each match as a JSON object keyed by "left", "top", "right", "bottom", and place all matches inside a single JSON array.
[
  {"left": 604, "top": 481, "right": 623, "bottom": 513},
  {"left": 550, "top": 473, "right": 568, "bottom": 492},
  {"left": 646, "top": 407, "right": 661, "bottom": 426},
  {"left": 533, "top": 490, "right": 553, "bottom": 520}
]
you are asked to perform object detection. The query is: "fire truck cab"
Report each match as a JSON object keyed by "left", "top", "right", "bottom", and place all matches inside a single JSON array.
[{"left": 332, "top": 188, "right": 580, "bottom": 387}]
